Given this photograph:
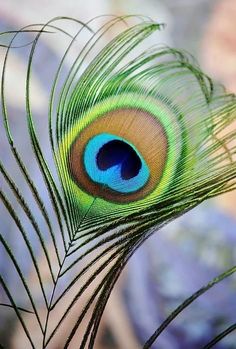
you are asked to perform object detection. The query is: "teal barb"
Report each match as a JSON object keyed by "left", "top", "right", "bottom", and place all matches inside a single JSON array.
[{"left": 0, "top": 15, "right": 236, "bottom": 348}]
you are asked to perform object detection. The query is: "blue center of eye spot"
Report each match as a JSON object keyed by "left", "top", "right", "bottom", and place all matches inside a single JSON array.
[
  {"left": 97, "top": 139, "right": 141, "bottom": 180},
  {"left": 83, "top": 133, "right": 150, "bottom": 193}
]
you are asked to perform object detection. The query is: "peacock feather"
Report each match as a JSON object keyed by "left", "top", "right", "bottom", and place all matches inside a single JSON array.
[{"left": 0, "top": 15, "right": 236, "bottom": 348}]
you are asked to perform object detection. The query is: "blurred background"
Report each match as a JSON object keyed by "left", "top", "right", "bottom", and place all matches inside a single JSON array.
[{"left": 0, "top": 0, "right": 236, "bottom": 348}]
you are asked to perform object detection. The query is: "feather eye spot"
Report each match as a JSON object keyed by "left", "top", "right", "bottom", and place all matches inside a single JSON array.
[{"left": 68, "top": 106, "right": 172, "bottom": 203}]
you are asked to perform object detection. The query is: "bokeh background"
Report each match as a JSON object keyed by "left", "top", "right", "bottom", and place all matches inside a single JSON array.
[{"left": 0, "top": 0, "right": 236, "bottom": 348}]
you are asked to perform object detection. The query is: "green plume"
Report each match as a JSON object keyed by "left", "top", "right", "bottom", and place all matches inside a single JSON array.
[{"left": 0, "top": 16, "right": 236, "bottom": 348}]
